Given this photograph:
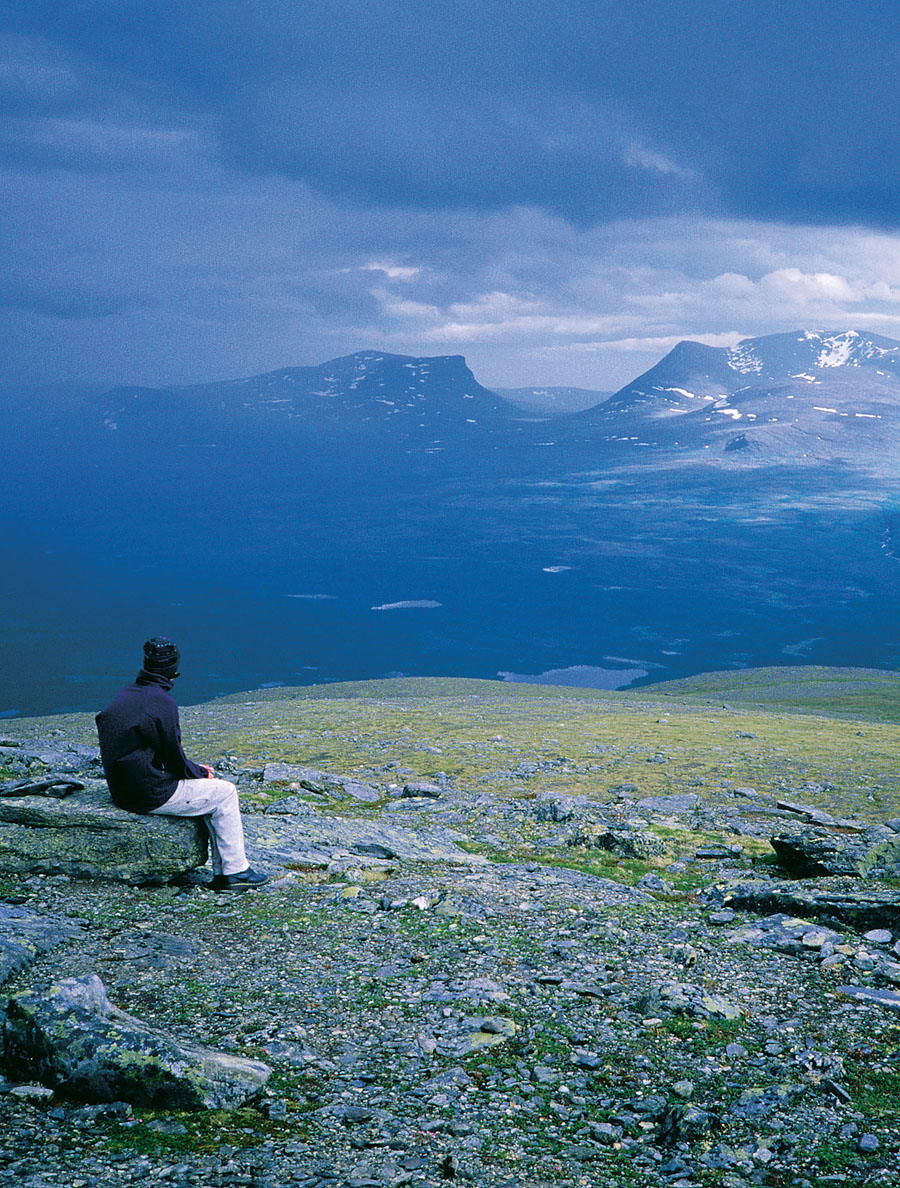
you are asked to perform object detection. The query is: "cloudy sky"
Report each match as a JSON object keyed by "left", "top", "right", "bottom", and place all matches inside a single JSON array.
[{"left": 4, "top": 0, "right": 900, "bottom": 390}]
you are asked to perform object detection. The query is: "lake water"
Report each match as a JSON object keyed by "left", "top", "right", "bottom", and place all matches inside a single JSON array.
[{"left": 3, "top": 455, "right": 898, "bottom": 717}]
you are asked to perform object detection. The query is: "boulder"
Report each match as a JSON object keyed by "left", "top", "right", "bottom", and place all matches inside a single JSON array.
[
  {"left": 634, "top": 980, "right": 742, "bottom": 1021},
  {"left": 770, "top": 826, "right": 900, "bottom": 878},
  {"left": 402, "top": 781, "right": 442, "bottom": 799},
  {"left": 1, "top": 974, "right": 270, "bottom": 1109},
  {"left": 571, "top": 822, "right": 666, "bottom": 859},
  {"left": 0, "top": 782, "right": 208, "bottom": 884}
]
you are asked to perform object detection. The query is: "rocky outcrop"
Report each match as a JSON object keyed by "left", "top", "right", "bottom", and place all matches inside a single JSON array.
[
  {"left": 706, "top": 877, "right": 900, "bottom": 933},
  {"left": 0, "top": 783, "right": 208, "bottom": 883},
  {"left": 770, "top": 826, "right": 900, "bottom": 878},
  {"left": 1, "top": 974, "right": 270, "bottom": 1109},
  {"left": 571, "top": 821, "right": 666, "bottom": 859},
  {"left": 250, "top": 796, "right": 487, "bottom": 867},
  {"left": 262, "top": 763, "right": 380, "bottom": 803}
]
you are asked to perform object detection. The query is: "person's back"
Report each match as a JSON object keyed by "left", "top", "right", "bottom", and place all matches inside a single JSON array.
[
  {"left": 96, "top": 668, "right": 206, "bottom": 812},
  {"left": 96, "top": 637, "right": 267, "bottom": 891}
]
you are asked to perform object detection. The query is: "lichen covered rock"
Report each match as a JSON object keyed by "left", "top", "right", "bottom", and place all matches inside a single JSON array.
[
  {"left": 0, "top": 783, "right": 208, "bottom": 883},
  {"left": 1, "top": 974, "right": 270, "bottom": 1109}
]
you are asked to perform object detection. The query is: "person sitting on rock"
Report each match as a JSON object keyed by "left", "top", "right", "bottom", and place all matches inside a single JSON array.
[{"left": 95, "top": 637, "right": 268, "bottom": 892}]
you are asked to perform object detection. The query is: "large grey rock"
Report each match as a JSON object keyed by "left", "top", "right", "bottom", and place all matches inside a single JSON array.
[
  {"left": 770, "top": 826, "right": 900, "bottom": 878},
  {"left": 0, "top": 782, "right": 208, "bottom": 883},
  {"left": 0, "top": 904, "right": 85, "bottom": 986},
  {"left": 1, "top": 974, "right": 270, "bottom": 1109}
]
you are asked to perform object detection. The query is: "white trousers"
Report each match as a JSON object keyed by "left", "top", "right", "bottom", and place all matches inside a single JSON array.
[{"left": 150, "top": 777, "right": 248, "bottom": 877}]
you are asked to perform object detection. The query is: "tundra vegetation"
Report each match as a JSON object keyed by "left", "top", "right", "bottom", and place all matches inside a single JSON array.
[{"left": 1, "top": 666, "right": 900, "bottom": 1188}]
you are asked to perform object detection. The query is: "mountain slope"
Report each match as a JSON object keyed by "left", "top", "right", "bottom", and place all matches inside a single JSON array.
[
  {"left": 569, "top": 330, "right": 900, "bottom": 472},
  {"left": 99, "top": 351, "right": 517, "bottom": 444}
]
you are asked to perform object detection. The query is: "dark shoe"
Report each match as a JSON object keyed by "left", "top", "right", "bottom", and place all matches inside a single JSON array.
[{"left": 211, "top": 867, "right": 269, "bottom": 892}]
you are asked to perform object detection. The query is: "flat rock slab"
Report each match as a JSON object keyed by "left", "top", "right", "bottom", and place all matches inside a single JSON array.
[
  {"left": 262, "top": 764, "right": 380, "bottom": 803},
  {"left": 0, "top": 782, "right": 208, "bottom": 884},
  {"left": 711, "top": 878, "right": 900, "bottom": 933},
  {"left": 248, "top": 799, "right": 486, "bottom": 867},
  {"left": 837, "top": 985, "right": 900, "bottom": 1013},
  {"left": 1, "top": 973, "right": 270, "bottom": 1109},
  {"left": 0, "top": 903, "right": 85, "bottom": 986}
]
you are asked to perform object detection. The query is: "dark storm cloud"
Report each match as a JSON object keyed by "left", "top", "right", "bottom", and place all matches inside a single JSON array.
[
  {"left": 5, "top": 0, "right": 900, "bottom": 227},
  {"left": 0, "top": 274, "right": 150, "bottom": 319},
  {"left": 5, "top": 3, "right": 900, "bottom": 388}
]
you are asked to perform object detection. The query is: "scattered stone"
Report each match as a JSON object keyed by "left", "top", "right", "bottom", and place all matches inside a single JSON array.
[
  {"left": 863, "top": 928, "right": 892, "bottom": 945},
  {"left": 695, "top": 844, "right": 739, "bottom": 860},
  {"left": 0, "top": 784, "right": 207, "bottom": 883},
  {"left": 588, "top": 1121, "right": 621, "bottom": 1144},
  {"left": 858, "top": 1133, "right": 880, "bottom": 1153},
  {"left": 638, "top": 872, "right": 675, "bottom": 895},
  {"left": 572, "top": 1050, "right": 604, "bottom": 1070},
  {"left": 730, "top": 1084, "right": 799, "bottom": 1121},
  {"left": 709, "top": 909, "right": 736, "bottom": 925},
  {"left": 1, "top": 974, "right": 270, "bottom": 1108},
  {"left": 402, "top": 782, "right": 442, "bottom": 799}
]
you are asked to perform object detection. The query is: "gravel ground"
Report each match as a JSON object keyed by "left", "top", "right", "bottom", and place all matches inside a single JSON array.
[
  {"left": 2, "top": 851, "right": 899, "bottom": 1188},
  {"left": 2, "top": 688, "right": 900, "bottom": 1188}
]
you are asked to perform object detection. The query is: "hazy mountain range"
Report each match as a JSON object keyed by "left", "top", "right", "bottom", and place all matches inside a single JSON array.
[
  {"left": 8, "top": 327, "right": 900, "bottom": 473},
  {"left": 4, "top": 328, "right": 900, "bottom": 715}
]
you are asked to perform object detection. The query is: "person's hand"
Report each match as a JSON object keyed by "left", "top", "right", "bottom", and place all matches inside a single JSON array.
[{"left": 202, "top": 764, "right": 215, "bottom": 778}]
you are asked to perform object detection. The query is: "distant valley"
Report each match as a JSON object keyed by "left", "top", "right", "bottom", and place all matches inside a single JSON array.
[{"left": 3, "top": 329, "right": 900, "bottom": 715}]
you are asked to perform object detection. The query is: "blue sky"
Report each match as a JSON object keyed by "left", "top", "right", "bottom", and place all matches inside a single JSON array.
[{"left": 4, "top": 0, "right": 900, "bottom": 389}]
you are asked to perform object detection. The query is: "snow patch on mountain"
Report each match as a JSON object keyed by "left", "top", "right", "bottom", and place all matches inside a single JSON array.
[{"left": 727, "top": 343, "right": 763, "bottom": 374}]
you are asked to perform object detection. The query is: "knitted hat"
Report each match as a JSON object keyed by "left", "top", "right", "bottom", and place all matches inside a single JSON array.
[{"left": 143, "top": 636, "right": 180, "bottom": 678}]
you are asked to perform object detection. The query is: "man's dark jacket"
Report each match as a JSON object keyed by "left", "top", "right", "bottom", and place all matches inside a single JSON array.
[{"left": 95, "top": 670, "right": 207, "bottom": 812}]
